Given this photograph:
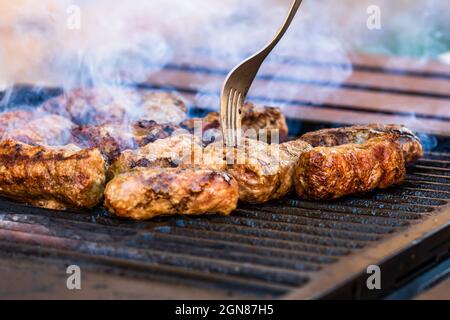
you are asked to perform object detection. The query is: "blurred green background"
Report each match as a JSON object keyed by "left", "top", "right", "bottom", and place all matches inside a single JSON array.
[{"left": 276, "top": 0, "right": 450, "bottom": 59}]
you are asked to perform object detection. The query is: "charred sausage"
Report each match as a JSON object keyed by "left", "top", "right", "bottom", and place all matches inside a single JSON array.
[
  {"left": 104, "top": 168, "right": 239, "bottom": 220},
  {"left": 294, "top": 135, "right": 406, "bottom": 200},
  {"left": 0, "top": 139, "right": 107, "bottom": 209},
  {"left": 299, "top": 124, "right": 423, "bottom": 164}
]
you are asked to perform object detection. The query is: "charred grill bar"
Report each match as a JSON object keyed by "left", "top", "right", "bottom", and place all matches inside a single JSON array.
[{"left": 0, "top": 51, "right": 450, "bottom": 299}]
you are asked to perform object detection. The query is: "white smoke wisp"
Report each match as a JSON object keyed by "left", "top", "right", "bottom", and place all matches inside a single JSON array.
[
  {"left": 0, "top": 0, "right": 355, "bottom": 91},
  {"left": 0, "top": 0, "right": 449, "bottom": 114}
]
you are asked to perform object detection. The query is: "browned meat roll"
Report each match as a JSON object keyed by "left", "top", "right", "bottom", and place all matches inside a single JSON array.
[
  {"left": 0, "top": 110, "right": 35, "bottom": 139},
  {"left": 104, "top": 168, "right": 238, "bottom": 220},
  {"left": 71, "top": 122, "right": 136, "bottom": 162},
  {"left": 139, "top": 91, "right": 187, "bottom": 124},
  {"left": 241, "top": 102, "right": 289, "bottom": 143},
  {"left": 299, "top": 124, "right": 423, "bottom": 164},
  {"left": 71, "top": 120, "right": 184, "bottom": 163},
  {"left": 4, "top": 114, "right": 76, "bottom": 146},
  {"left": 198, "top": 138, "right": 312, "bottom": 203},
  {"left": 0, "top": 139, "right": 107, "bottom": 210},
  {"left": 132, "top": 120, "right": 182, "bottom": 147},
  {"left": 294, "top": 135, "right": 406, "bottom": 200},
  {"left": 107, "top": 133, "right": 202, "bottom": 179},
  {"left": 180, "top": 102, "right": 289, "bottom": 144},
  {"left": 39, "top": 88, "right": 187, "bottom": 125}
]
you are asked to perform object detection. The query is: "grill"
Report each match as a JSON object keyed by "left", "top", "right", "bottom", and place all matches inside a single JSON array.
[{"left": 0, "top": 50, "right": 450, "bottom": 299}]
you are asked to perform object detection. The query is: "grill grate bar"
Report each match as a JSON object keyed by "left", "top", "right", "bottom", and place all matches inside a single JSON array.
[
  {"left": 407, "top": 173, "right": 450, "bottom": 184},
  {"left": 361, "top": 191, "right": 449, "bottom": 204},
  {"left": 0, "top": 214, "right": 343, "bottom": 261},
  {"left": 423, "top": 153, "right": 450, "bottom": 161},
  {"left": 412, "top": 165, "right": 450, "bottom": 177},
  {"left": 416, "top": 159, "right": 450, "bottom": 169},
  {"left": 181, "top": 216, "right": 382, "bottom": 241},
  {"left": 345, "top": 195, "right": 445, "bottom": 207},
  {"left": 135, "top": 232, "right": 338, "bottom": 265},
  {"left": 0, "top": 227, "right": 311, "bottom": 287},
  {"left": 405, "top": 186, "right": 450, "bottom": 195},
  {"left": 156, "top": 227, "right": 356, "bottom": 255},
  {"left": 406, "top": 174, "right": 450, "bottom": 185},
  {"left": 232, "top": 209, "right": 398, "bottom": 234},
  {"left": 403, "top": 180, "right": 450, "bottom": 193},
  {"left": 280, "top": 199, "right": 426, "bottom": 219},
  {"left": 0, "top": 219, "right": 325, "bottom": 273},
  {"left": 2, "top": 211, "right": 367, "bottom": 252},
  {"left": 306, "top": 196, "right": 435, "bottom": 211},
  {"left": 358, "top": 184, "right": 450, "bottom": 200},
  {"left": 241, "top": 206, "right": 411, "bottom": 227},
  {"left": 36, "top": 208, "right": 361, "bottom": 253},
  {"left": 397, "top": 188, "right": 450, "bottom": 201},
  {"left": 0, "top": 240, "right": 292, "bottom": 297}
]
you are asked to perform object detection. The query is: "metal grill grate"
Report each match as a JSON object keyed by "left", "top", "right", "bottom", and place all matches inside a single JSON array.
[{"left": 0, "top": 151, "right": 449, "bottom": 299}]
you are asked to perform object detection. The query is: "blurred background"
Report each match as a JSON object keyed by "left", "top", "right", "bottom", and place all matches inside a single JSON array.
[{"left": 0, "top": 0, "right": 449, "bottom": 89}]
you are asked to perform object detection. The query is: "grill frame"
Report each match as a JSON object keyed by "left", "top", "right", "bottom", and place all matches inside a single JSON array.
[{"left": 286, "top": 203, "right": 450, "bottom": 299}]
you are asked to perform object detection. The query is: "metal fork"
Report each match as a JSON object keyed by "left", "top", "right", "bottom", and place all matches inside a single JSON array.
[{"left": 220, "top": 0, "right": 303, "bottom": 147}]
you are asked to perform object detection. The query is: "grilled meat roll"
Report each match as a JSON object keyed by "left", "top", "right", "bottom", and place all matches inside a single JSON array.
[
  {"left": 299, "top": 124, "right": 423, "bottom": 164},
  {"left": 71, "top": 120, "right": 183, "bottom": 162},
  {"left": 0, "top": 139, "right": 107, "bottom": 210},
  {"left": 180, "top": 102, "right": 289, "bottom": 144},
  {"left": 4, "top": 114, "right": 76, "bottom": 146},
  {"left": 104, "top": 168, "right": 238, "bottom": 220},
  {"left": 241, "top": 102, "right": 289, "bottom": 143},
  {"left": 132, "top": 120, "right": 182, "bottom": 147},
  {"left": 108, "top": 133, "right": 202, "bottom": 179},
  {"left": 199, "top": 138, "right": 312, "bottom": 203},
  {"left": 139, "top": 91, "right": 187, "bottom": 124},
  {"left": 39, "top": 87, "right": 138, "bottom": 125},
  {"left": 180, "top": 111, "right": 220, "bottom": 133},
  {"left": 39, "top": 88, "right": 187, "bottom": 125},
  {"left": 0, "top": 110, "right": 35, "bottom": 138},
  {"left": 71, "top": 122, "right": 136, "bottom": 162},
  {"left": 294, "top": 135, "right": 406, "bottom": 200}
]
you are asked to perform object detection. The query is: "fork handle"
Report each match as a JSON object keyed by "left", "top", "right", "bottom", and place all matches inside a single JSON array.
[{"left": 261, "top": 0, "right": 302, "bottom": 57}]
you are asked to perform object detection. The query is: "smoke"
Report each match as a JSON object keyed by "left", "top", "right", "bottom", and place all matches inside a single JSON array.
[
  {"left": 0, "top": 0, "right": 341, "bottom": 109},
  {"left": 0, "top": 0, "right": 449, "bottom": 129},
  {"left": 2, "top": 1, "right": 449, "bottom": 84}
]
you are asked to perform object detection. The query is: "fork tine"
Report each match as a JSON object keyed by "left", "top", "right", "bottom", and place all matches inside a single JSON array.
[
  {"left": 231, "top": 89, "right": 239, "bottom": 146},
  {"left": 227, "top": 88, "right": 234, "bottom": 146},
  {"left": 235, "top": 91, "right": 243, "bottom": 146},
  {"left": 220, "top": 89, "right": 228, "bottom": 146}
]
